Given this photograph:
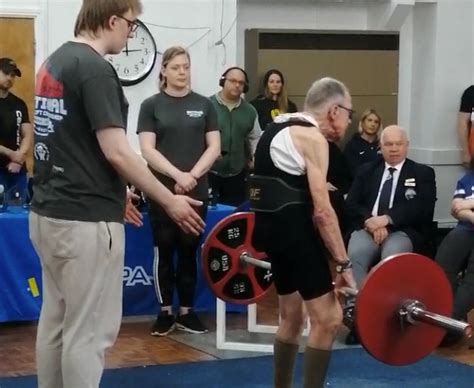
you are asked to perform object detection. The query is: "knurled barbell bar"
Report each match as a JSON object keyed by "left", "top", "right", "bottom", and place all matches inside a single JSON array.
[
  {"left": 340, "top": 286, "right": 471, "bottom": 337},
  {"left": 201, "top": 212, "right": 472, "bottom": 365}
]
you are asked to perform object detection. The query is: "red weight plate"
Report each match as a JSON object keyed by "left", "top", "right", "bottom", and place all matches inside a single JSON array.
[
  {"left": 355, "top": 253, "right": 453, "bottom": 366},
  {"left": 201, "top": 212, "right": 273, "bottom": 304},
  {"left": 242, "top": 214, "right": 273, "bottom": 298}
]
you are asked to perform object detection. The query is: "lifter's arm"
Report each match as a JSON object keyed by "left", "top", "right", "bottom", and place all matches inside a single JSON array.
[
  {"left": 293, "top": 126, "right": 356, "bottom": 289},
  {"left": 302, "top": 129, "right": 357, "bottom": 290},
  {"left": 298, "top": 129, "right": 347, "bottom": 264}
]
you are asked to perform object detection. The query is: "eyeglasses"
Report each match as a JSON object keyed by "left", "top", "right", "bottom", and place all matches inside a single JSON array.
[
  {"left": 337, "top": 105, "right": 355, "bottom": 120},
  {"left": 225, "top": 78, "right": 246, "bottom": 87},
  {"left": 117, "top": 15, "right": 139, "bottom": 32}
]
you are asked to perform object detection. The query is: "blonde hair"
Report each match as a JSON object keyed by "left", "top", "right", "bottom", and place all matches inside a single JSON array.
[
  {"left": 159, "top": 46, "right": 190, "bottom": 91},
  {"left": 74, "top": 0, "right": 142, "bottom": 37},
  {"left": 358, "top": 108, "right": 382, "bottom": 135}
]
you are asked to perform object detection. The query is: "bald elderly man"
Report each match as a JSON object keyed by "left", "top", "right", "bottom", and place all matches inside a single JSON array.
[{"left": 344, "top": 125, "right": 437, "bottom": 339}]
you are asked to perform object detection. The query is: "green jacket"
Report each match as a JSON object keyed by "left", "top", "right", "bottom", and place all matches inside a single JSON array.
[{"left": 209, "top": 93, "right": 261, "bottom": 176}]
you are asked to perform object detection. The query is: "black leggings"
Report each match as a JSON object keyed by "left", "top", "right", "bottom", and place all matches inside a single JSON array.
[{"left": 149, "top": 202, "right": 208, "bottom": 307}]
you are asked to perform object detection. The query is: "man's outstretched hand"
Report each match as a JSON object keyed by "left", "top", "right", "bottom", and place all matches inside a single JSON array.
[{"left": 167, "top": 195, "right": 205, "bottom": 236}]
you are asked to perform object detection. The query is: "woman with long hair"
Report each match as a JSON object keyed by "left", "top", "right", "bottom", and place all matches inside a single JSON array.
[
  {"left": 343, "top": 108, "right": 382, "bottom": 175},
  {"left": 251, "top": 69, "right": 297, "bottom": 130},
  {"left": 137, "top": 46, "right": 221, "bottom": 336}
]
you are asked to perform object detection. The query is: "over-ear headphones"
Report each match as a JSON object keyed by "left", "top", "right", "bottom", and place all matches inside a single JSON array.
[{"left": 219, "top": 66, "right": 249, "bottom": 93}]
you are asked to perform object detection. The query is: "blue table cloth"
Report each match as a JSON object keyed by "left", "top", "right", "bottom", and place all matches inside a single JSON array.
[{"left": 0, "top": 204, "right": 237, "bottom": 322}]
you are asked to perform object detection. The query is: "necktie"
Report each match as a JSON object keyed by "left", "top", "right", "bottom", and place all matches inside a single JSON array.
[{"left": 377, "top": 167, "right": 396, "bottom": 216}]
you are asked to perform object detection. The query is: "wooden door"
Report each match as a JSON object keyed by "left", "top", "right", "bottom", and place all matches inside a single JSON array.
[{"left": 0, "top": 17, "right": 35, "bottom": 173}]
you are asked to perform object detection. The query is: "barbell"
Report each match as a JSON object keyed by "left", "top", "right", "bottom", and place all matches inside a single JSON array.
[{"left": 201, "top": 212, "right": 473, "bottom": 366}]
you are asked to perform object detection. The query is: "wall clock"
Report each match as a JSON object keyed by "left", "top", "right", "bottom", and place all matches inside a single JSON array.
[{"left": 106, "top": 19, "right": 157, "bottom": 86}]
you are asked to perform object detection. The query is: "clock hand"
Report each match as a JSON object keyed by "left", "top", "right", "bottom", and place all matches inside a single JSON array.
[
  {"left": 121, "top": 49, "right": 143, "bottom": 53},
  {"left": 125, "top": 42, "right": 129, "bottom": 56}
]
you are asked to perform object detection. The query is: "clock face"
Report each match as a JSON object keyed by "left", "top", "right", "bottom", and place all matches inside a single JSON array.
[{"left": 106, "top": 19, "right": 157, "bottom": 86}]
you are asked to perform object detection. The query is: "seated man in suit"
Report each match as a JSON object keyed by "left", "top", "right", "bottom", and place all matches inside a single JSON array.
[{"left": 344, "top": 125, "right": 436, "bottom": 343}]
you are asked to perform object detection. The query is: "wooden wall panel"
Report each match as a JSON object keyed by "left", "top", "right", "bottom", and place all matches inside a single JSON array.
[
  {"left": 258, "top": 49, "right": 398, "bottom": 97},
  {"left": 248, "top": 45, "right": 398, "bottom": 147}
]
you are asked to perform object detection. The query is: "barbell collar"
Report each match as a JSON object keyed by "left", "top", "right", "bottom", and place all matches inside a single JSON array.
[
  {"left": 240, "top": 252, "right": 272, "bottom": 270},
  {"left": 401, "top": 300, "right": 473, "bottom": 338}
]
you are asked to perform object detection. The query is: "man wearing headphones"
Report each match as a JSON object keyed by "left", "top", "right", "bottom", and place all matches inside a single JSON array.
[{"left": 209, "top": 67, "right": 262, "bottom": 206}]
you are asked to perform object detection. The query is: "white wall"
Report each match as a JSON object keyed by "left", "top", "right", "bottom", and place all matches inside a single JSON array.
[
  {"left": 1, "top": 0, "right": 238, "bottom": 151},
  {"left": 121, "top": 0, "right": 237, "bottom": 150},
  {"left": 2, "top": 0, "right": 474, "bottom": 225},
  {"left": 236, "top": 0, "right": 368, "bottom": 65},
  {"left": 404, "top": 0, "right": 474, "bottom": 223}
]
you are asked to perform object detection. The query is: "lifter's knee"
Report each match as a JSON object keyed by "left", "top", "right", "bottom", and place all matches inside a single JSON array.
[
  {"left": 308, "top": 302, "right": 342, "bottom": 338},
  {"left": 278, "top": 305, "right": 306, "bottom": 342}
]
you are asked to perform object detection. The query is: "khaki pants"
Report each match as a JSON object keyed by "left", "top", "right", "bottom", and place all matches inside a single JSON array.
[{"left": 29, "top": 211, "right": 124, "bottom": 388}]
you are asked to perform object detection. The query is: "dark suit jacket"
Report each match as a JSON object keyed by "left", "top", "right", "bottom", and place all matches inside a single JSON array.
[{"left": 345, "top": 158, "right": 437, "bottom": 252}]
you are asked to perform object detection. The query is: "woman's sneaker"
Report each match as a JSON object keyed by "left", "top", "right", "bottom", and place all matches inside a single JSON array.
[
  {"left": 176, "top": 311, "right": 208, "bottom": 334},
  {"left": 151, "top": 311, "right": 176, "bottom": 336}
]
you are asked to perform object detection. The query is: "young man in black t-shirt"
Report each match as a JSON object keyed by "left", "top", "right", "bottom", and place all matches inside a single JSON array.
[
  {"left": 30, "top": 2, "right": 205, "bottom": 387},
  {"left": 0, "top": 58, "right": 32, "bottom": 195}
]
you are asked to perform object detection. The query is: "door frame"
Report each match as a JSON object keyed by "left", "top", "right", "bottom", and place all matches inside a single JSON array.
[{"left": 0, "top": 4, "right": 46, "bottom": 71}]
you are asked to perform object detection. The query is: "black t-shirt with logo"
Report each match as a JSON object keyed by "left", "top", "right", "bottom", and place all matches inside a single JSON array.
[
  {"left": 0, "top": 92, "right": 29, "bottom": 169},
  {"left": 137, "top": 91, "right": 218, "bottom": 201},
  {"left": 32, "top": 42, "right": 128, "bottom": 222}
]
